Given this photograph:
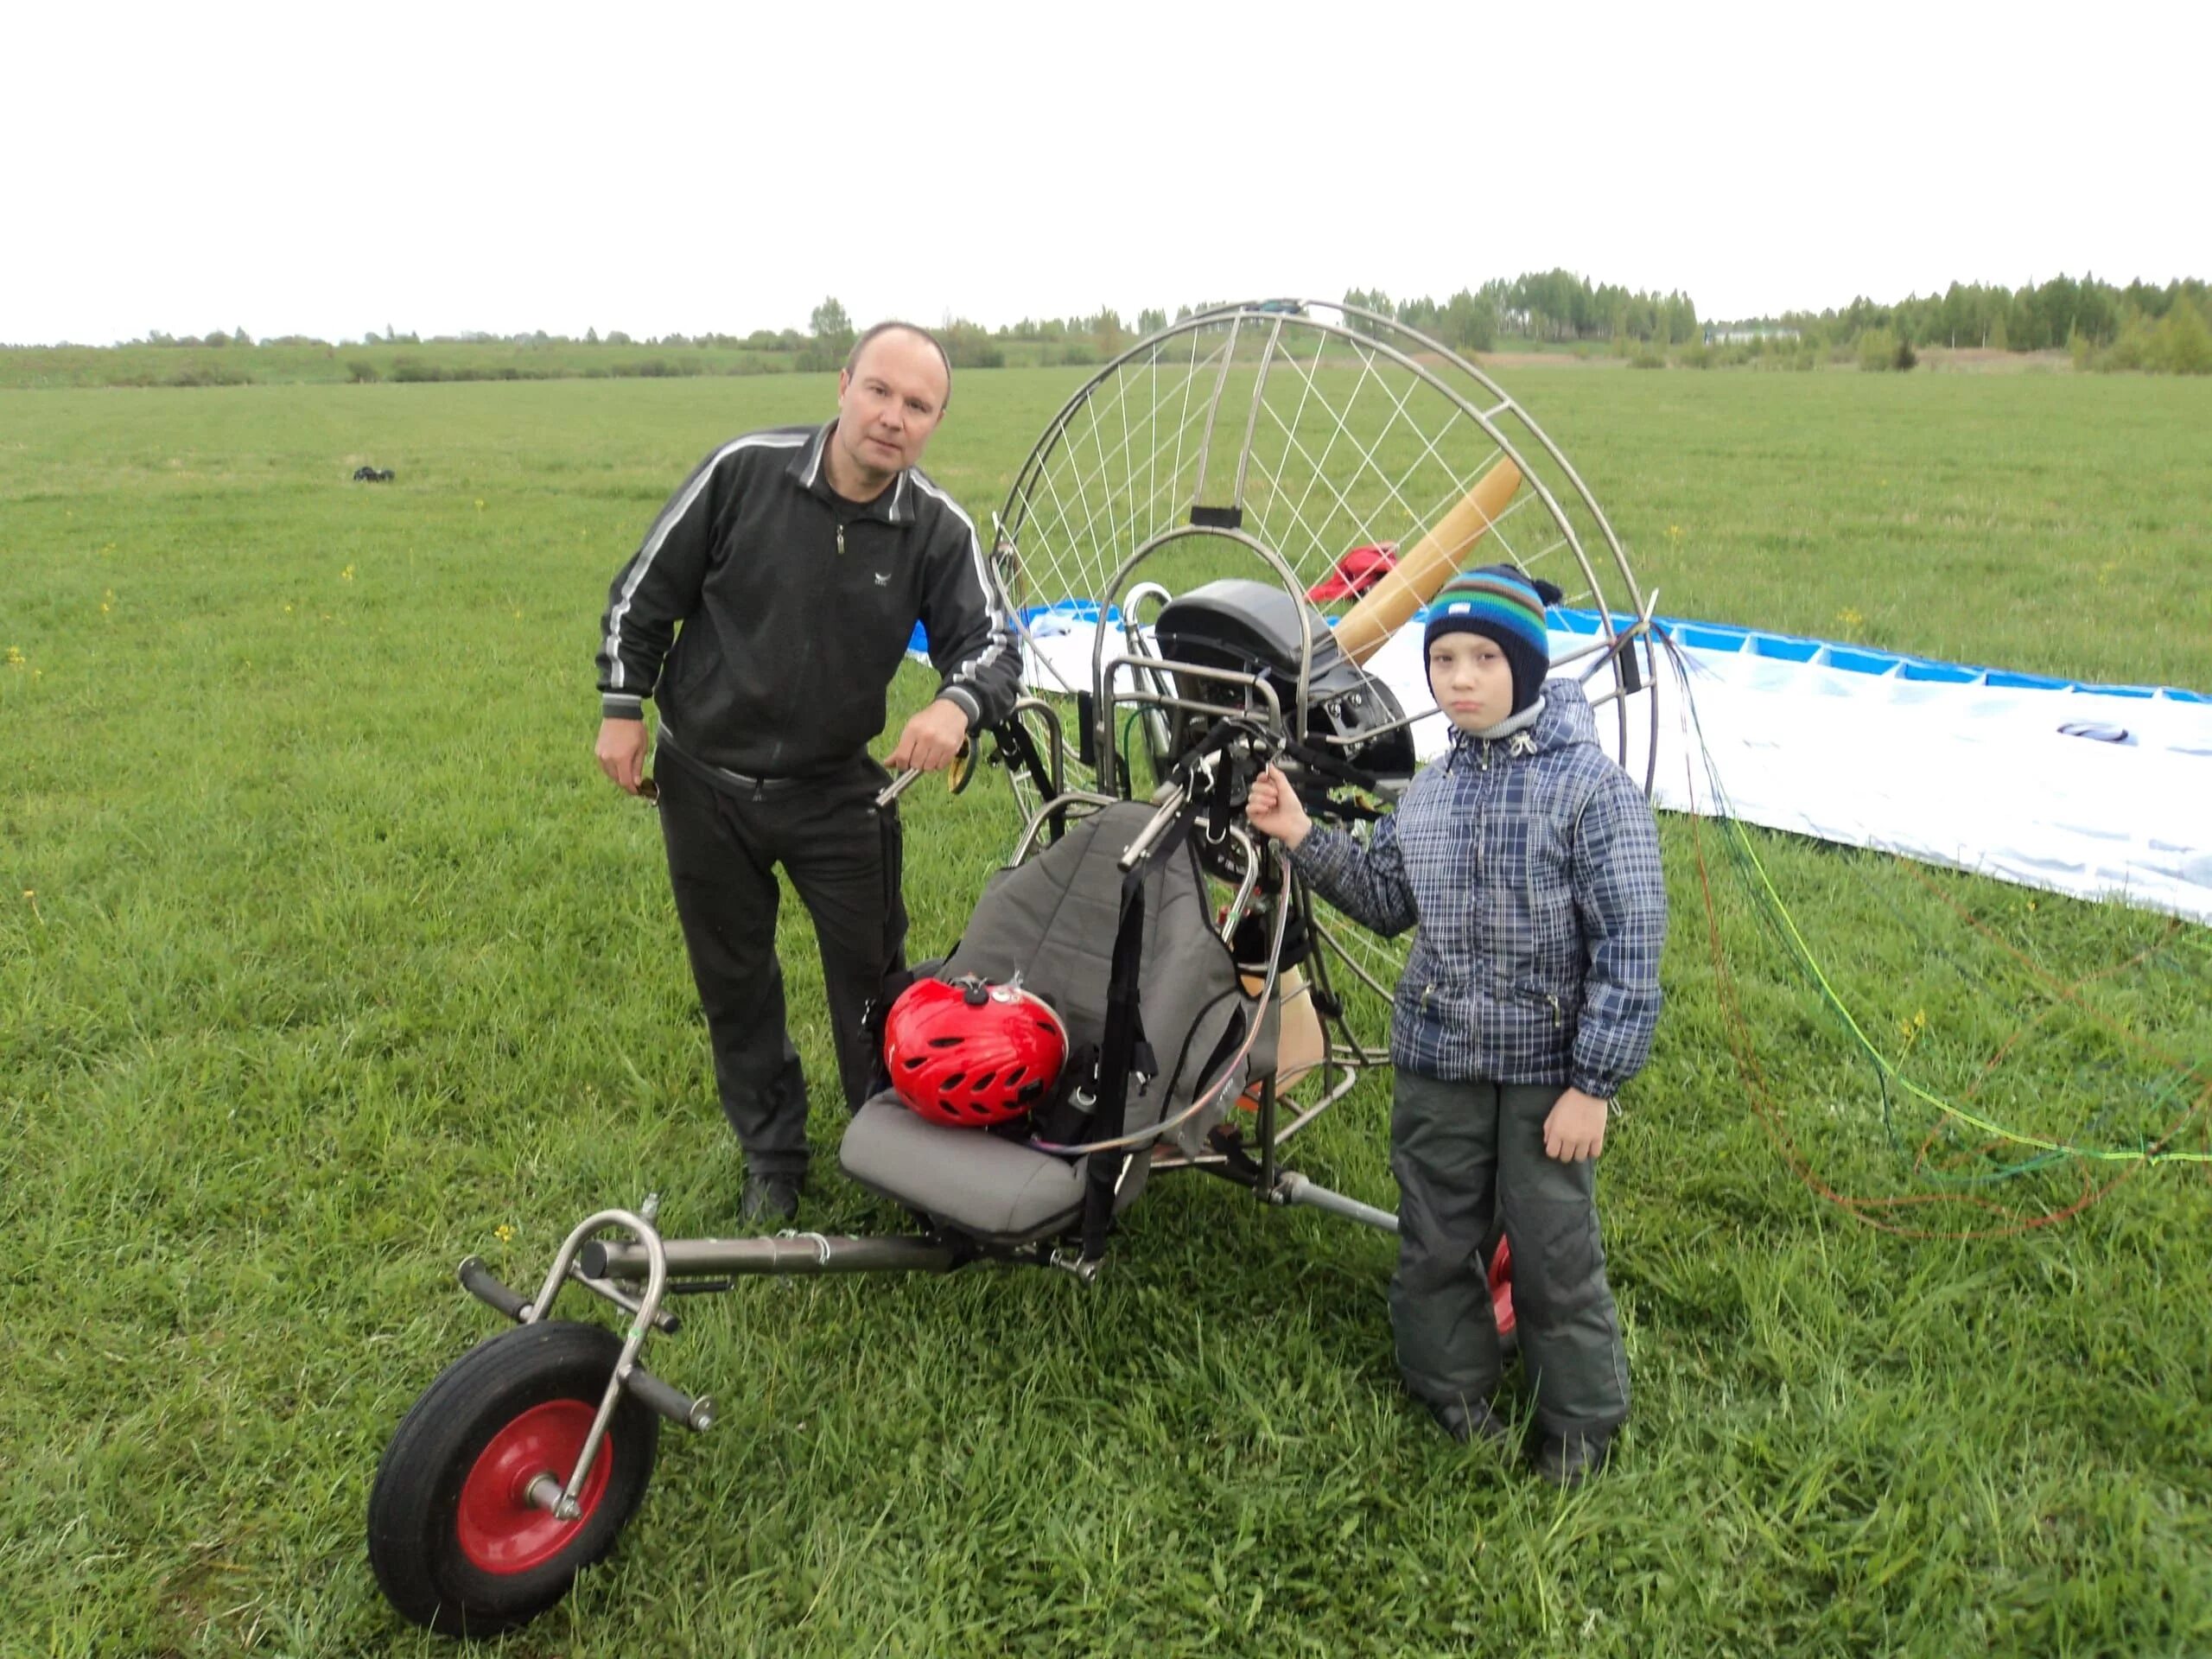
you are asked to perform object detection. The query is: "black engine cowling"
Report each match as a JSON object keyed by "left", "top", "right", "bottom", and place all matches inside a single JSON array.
[{"left": 1149, "top": 579, "right": 1415, "bottom": 782}]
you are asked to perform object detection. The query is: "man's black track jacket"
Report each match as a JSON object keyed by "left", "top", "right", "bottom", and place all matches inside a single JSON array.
[{"left": 596, "top": 421, "right": 1022, "bottom": 779}]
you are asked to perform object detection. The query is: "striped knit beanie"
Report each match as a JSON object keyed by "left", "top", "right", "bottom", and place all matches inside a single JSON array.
[{"left": 1422, "top": 563, "right": 1562, "bottom": 715}]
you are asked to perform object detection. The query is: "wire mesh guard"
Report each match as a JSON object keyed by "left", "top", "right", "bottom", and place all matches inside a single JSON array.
[
  {"left": 995, "top": 299, "right": 1643, "bottom": 645},
  {"left": 988, "top": 299, "right": 1657, "bottom": 1045}
]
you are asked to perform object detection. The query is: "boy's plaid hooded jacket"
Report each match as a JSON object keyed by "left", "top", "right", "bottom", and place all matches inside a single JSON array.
[{"left": 1289, "top": 677, "right": 1665, "bottom": 1099}]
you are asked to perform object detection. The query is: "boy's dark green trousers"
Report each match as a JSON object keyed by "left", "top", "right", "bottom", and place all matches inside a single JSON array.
[{"left": 1390, "top": 1071, "right": 1630, "bottom": 1437}]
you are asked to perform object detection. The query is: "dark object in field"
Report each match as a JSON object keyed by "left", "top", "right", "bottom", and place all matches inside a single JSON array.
[{"left": 353, "top": 466, "right": 396, "bottom": 482}]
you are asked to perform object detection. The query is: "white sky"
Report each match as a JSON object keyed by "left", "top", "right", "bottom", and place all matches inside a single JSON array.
[{"left": 6, "top": 0, "right": 2204, "bottom": 346}]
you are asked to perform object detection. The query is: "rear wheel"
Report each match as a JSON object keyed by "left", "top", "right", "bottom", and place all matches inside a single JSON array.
[{"left": 367, "top": 1321, "right": 658, "bottom": 1637}]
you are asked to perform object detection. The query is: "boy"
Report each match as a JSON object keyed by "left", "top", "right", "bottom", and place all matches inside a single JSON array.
[{"left": 1245, "top": 563, "right": 1665, "bottom": 1484}]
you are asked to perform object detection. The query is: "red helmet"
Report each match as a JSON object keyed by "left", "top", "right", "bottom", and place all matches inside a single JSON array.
[{"left": 883, "top": 976, "right": 1068, "bottom": 1128}]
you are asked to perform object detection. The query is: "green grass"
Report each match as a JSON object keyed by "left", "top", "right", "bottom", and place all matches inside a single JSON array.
[
  {"left": 0, "top": 337, "right": 1097, "bottom": 392},
  {"left": 0, "top": 340, "right": 793, "bottom": 390},
  {"left": 2, "top": 370, "right": 2208, "bottom": 1656}
]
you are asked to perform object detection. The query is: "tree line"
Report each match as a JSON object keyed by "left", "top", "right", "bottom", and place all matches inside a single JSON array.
[
  {"left": 1767, "top": 276, "right": 2210, "bottom": 355},
  {"left": 105, "top": 270, "right": 2212, "bottom": 378},
  {"left": 1344, "top": 276, "right": 1702, "bottom": 352}
]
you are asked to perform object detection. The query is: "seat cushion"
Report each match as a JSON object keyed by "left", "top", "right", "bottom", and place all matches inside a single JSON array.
[{"left": 840, "top": 1096, "right": 1087, "bottom": 1244}]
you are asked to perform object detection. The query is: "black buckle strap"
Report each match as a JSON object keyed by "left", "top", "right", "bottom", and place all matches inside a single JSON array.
[{"left": 1077, "top": 800, "right": 1200, "bottom": 1262}]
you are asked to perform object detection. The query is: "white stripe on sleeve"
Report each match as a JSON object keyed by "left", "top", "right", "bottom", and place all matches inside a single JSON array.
[{"left": 602, "top": 432, "right": 809, "bottom": 691}]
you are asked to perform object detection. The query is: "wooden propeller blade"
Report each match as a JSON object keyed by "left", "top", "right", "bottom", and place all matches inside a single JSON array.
[{"left": 1331, "top": 457, "right": 1523, "bottom": 665}]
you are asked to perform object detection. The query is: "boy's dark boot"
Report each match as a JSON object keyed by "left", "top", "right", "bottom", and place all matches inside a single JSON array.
[
  {"left": 1534, "top": 1430, "right": 1613, "bottom": 1488},
  {"left": 1428, "top": 1396, "right": 1510, "bottom": 1448}
]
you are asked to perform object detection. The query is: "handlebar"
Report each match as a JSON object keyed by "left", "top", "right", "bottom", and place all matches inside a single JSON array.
[{"left": 874, "top": 767, "right": 924, "bottom": 809}]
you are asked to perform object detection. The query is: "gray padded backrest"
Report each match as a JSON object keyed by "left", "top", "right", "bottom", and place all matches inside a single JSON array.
[{"left": 938, "top": 801, "right": 1249, "bottom": 1149}]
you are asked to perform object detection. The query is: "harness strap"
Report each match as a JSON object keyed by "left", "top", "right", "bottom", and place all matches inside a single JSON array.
[
  {"left": 1077, "top": 803, "right": 1198, "bottom": 1261},
  {"left": 992, "top": 717, "right": 1060, "bottom": 836}
]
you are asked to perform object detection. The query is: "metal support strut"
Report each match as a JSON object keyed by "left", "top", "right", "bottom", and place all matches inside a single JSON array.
[{"left": 1272, "top": 1170, "right": 1400, "bottom": 1233}]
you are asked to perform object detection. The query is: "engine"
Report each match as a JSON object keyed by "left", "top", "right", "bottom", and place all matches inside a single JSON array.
[{"left": 1147, "top": 579, "right": 1416, "bottom": 783}]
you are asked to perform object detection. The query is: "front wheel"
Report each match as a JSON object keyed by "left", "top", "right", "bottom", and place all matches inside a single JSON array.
[{"left": 368, "top": 1320, "right": 658, "bottom": 1637}]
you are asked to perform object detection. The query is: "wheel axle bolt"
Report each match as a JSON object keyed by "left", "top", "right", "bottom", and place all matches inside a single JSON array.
[{"left": 524, "top": 1473, "right": 565, "bottom": 1514}]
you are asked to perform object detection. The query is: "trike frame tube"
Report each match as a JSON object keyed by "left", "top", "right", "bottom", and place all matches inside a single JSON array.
[{"left": 581, "top": 1231, "right": 963, "bottom": 1282}]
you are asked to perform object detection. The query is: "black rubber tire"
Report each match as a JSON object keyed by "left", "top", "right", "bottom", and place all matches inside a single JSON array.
[{"left": 367, "top": 1321, "right": 659, "bottom": 1638}]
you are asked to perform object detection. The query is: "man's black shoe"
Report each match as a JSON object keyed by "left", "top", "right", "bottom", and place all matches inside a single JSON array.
[
  {"left": 1534, "top": 1431, "right": 1613, "bottom": 1487},
  {"left": 1429, "top": 1397, "right": 1510, "bottom": 1448},
  {"left": 739, "top": 1173, "right": 802, "bottom": 1225}
]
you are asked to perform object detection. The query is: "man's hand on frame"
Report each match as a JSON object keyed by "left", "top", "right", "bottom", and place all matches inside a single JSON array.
[{"left": 887, "top": 698, "right": 970, "bottom": 773}]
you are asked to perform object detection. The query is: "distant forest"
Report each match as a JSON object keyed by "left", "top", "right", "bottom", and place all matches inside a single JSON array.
[
  {"left": 9, "top": 272, "right": 2209, "bottom": 386},
  {"left": 1344, "top": 270, "right": 2212, "bottom": 374}
]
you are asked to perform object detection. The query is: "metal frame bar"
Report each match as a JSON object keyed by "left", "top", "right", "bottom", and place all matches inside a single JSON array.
[
  {"left": 1228, "top": 317, "right": 1286, "bottom": 511},
  {"left": 582, "top": 1232, "right": 963, "bottom": 1282},
  {"left": 1185, "top": 314, "right": 1243, "bottom": 517},
  {"left": 1089, "top": 524, "right": 1313, "bottom": 793}
]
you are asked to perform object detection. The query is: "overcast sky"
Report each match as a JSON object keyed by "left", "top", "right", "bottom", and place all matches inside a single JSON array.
[{"left": 7, "top": 1, "right": 2203, "bottom": 346}]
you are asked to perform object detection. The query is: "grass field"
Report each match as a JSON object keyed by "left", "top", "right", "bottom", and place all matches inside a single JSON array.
[
  {"left": 3, "top": 367, "right": 2209, "bottom": 1656},
  {"left": 0, "top": 336, "right": 1095, "bottom": 393}
]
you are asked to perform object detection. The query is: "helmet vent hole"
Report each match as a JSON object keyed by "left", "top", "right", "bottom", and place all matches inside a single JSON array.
[
  {"left": 971, "top": 1070, "right": 997, "bottom": 1091},
  {"left": 929, "top": 1036, "right": 963, "bottom": 1049},
  {"left": 938, "top": 1071, "right": 966, "bottom": 1091}
]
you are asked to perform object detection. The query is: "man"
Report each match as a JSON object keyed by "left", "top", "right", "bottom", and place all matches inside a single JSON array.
[{"left": 594, "top": 322, "right": 1021, "bottom": 1222}]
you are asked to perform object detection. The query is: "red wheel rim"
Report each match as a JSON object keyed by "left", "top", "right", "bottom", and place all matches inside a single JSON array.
[
  {"left": 1488, "top": 1238, "right": 1516, "bottom": 1338},
  {"left": 456, "top": 1400, "right": 612, "bottom": 1575}
]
